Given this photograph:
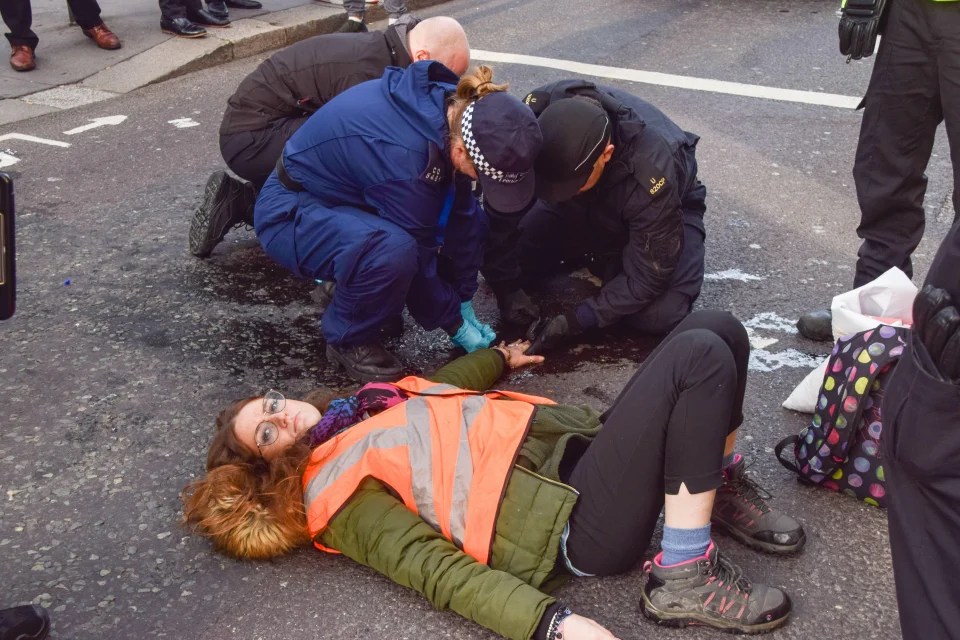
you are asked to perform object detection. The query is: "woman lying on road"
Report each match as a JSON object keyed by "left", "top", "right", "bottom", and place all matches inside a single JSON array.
[{"left": 183, "top": 310, "right": 804, "bottom": 640}]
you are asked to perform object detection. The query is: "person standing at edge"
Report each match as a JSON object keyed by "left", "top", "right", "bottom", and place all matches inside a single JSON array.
[
  {"left": 205, "top": 0, "right": 263, "bottom": 22},
  {"left": 2, "top": 0, "right": 120, "bottom": 72},
  {"left": 189, "top": 16, "right": 470, "bottom": 258},
  {"left": 483, "top": 80, "right": 707, "bottom": 353},
  {"left": 158, "top": 0, "right": 232, "bottom": 38},
  {"left": 882, "top": 219, "right": 960, "bottom": 640},
  {"left": 797, "top": 0, "right": 960, "bottom": 341},
  {"left": 253, "top": 62, "right": 541, "bottom": 382},
  {"left": 337, "top": 0, "right": 408, "bottom": 33}
]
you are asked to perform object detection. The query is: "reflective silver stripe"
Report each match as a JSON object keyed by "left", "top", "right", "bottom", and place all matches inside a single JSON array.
[
  {"left": 419, "top": 382, "right": 459, "bottom": 395},
  {"left": 305, "top": 392, "right": 490, "bottom": 542},
  {"left": 448, "top": 395, "right": 486, "bottom": 547},
  {"left": 303, "top": 427, "right": 408, "bottom": 508},
  {"left": 405, "top": 398, "right": 438, "bottom": 530}
]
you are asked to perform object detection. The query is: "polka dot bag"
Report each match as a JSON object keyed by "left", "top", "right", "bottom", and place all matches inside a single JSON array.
[{"left": 776, "top": 325, "right": 908, "bottom": 507}]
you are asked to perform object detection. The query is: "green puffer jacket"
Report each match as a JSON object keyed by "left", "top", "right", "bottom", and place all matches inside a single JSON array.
[{"left": 317, "top": 349, "right": 602, "bottom": 640}]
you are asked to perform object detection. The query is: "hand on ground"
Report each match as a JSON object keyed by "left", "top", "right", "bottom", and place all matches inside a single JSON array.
[{"left": 495, "top": 340, "right": 544, "bottom": 369}]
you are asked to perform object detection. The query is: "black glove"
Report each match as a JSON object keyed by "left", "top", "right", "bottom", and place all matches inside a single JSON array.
[
  {"left": 497, "top": 288, "right": 540, "bottom": 326},
  {"left": 838, "top": 0, "right": 889, "bottom": 61},
  {"left": 525, "top": 313, "right": 582, "bottom": 355},
  {"left": 912, "top": 285, "right": 960, "bottom": 382}
]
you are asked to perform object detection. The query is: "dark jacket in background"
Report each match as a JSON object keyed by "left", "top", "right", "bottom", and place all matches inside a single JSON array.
[
  {"left": 220, "top": 25, "right": 413, "bottom": 135},
  {"left": 219, "top": 25, "right": 414, "bottom": 187}
]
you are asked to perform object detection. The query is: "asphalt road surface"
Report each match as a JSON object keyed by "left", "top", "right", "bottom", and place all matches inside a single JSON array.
[{"left": 1, "top": 0, "right": 955, "bottom": 638}]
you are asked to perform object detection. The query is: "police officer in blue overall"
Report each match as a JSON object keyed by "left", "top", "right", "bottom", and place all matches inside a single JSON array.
[
  {"left": 482, "top": 81, "right": 706, "bottom": 354},
  {"left": 254, "top": 61, "right": 542, "bottom": 382}
]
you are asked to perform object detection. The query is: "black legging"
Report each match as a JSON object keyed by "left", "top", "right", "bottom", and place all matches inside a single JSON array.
[{"left": 563, "top": 309, "right": 749, "bottom": 576}]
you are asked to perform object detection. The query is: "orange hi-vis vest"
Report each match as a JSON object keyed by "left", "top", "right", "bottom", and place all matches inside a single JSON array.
[{"left": 302, "top": 376, "right": 555, "bottom": 565}]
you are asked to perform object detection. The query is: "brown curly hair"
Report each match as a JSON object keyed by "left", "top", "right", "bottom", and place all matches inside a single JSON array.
[{"left": 181, "top": 388, "right": 338, "bottom": 560}]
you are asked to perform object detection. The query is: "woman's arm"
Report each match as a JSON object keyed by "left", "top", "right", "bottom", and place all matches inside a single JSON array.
[
  {"left": 428, "top": 342, "right": 544, "bottom": 390},
  {"left": 321, "top": 479, "right": 554, "bottom": 640}
]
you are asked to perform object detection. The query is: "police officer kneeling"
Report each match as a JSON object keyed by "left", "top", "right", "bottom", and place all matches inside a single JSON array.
[
  {"left": 255, "top": 62, "right": 541, "bottom": 382},
  {"left": 483, "top": 81, "right": 707, "bottom": 354}
]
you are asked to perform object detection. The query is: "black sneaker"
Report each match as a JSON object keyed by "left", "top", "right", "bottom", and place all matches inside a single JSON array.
[
  {"left": 188, "top": 171, "right": 256, "bottom": 258},
  {"left": 796, "top": 308, "right": 833, "bottom": 342},
  {"left": 712, "top": 456, "right": 806, "bottom": 554},
  {"left": 0, "top": 605, "right": 50, "bottom": 640},
  {"left": 326, "top": 342, "right": 403, "bottom": 382},
  {"left": 641, "top": 542, "right": 791, "bottom": 634}
]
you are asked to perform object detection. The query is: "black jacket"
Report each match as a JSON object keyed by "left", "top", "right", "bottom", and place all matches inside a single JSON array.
[
  {"left": 485, "top": 80, "right": 705, "bottom": 327},
  {"left": 220, "top": 26, "right": 414, "bottom": 136}
]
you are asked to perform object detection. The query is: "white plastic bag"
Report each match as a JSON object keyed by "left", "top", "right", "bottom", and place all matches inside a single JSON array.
[
  {"left": 782, "top": 267, "right": 916, "bottom": 414},
  {"left": 830, "top": 267, "right": 916, "bottom": 339}
]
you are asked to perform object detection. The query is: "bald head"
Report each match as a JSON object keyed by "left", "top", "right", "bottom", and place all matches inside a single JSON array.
[{"left": 407, "top": 16, "right": 471, "bottom": 77}]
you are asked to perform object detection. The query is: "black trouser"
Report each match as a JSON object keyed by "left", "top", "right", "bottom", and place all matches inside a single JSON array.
[
  {"left": 158, "top": 0, "right": 203, "bottom": 21},
  {"left": 882, "top": 219, "right": 960, "bottom": 640},
  {"left": 562, "top": 310, "right": 748, "bottom": 576},
  {"left": 2, "top": 0, "right": 103, "bottom": 48},
  {"left": 219, "top": 116, "right": 309, "bottom": 190},
  {"left": 852, "top": 0, "right": 960, "bottom": 288},
  {"left": 514, "top": 200, "right": 706, "bottom": 335}
]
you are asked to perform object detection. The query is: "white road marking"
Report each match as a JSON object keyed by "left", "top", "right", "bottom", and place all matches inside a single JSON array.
[
  {"left": 744, "top": 312, "right": 797, "bottom": 333},
  {"left": 748, "top": 335, "right": 779, "bottom": 350},
  {"left": 168, "top": 118, "right": 200, "bottom": 129},
  {"left": 471, "top": 49, "right": 862, "bottom": 109},
  {"left": 0, "top": 133, "right": 71, "bottom": 148},
  {"left": 704, "top": 269, "right": 764, "bottom": 282},
  {"left": 742, "top": 312, "right": 819, "bottom": 372},
  {"left": 63, "top": 115, "right": 128, "bottom": 136},
  {"left": 749, "top": 348, "right": 822, "bottom": 372},
  {"left": 0, "top": 152, "right": 19, "bottom": 169}
]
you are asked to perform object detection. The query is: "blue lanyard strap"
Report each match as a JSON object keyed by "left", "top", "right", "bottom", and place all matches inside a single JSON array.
[{"left": 435, "top": 183, "right": 456, "bottom": 248}]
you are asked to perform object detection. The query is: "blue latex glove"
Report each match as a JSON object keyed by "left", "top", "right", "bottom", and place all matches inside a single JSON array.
[
  {"left": 451, "top": 320, "right": 493, "bottom": 353},
  {"left": 460, "top": 301, "right": 496, "bottom": 344}
]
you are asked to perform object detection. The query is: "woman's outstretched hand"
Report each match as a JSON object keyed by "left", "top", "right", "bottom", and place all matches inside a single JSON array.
[
  {"left": 560, "top": 614, "right": 621, "bottom": 640},
  {"left": 494, "top": 340, "right": 545, "bottom": 369}
]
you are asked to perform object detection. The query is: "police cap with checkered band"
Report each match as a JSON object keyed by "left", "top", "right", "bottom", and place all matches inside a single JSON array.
[{"left": 460, "top": 92, "right": 542, "bottom": 214}]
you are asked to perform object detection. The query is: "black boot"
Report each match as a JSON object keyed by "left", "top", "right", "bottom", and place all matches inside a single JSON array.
[
  {"left": 160, "top": 17, "right": 207, "bottom": 37},
  {"left": 796, "top": 308, "right": 833, "bottom": 342},
  {"left": 226, "top": 0, "right": 262, "bottom": 8},
  {"left": 187, "top": 8, "right": 231, "bottom": 27},
  {"left": 326, "top": 342, "right": 403, "bottom": 382},
  {"left": 189, "top": 171, "right": 256, "bottom": 258},
  {"left": 206, "top": 0, "right": 229, "bottom": 19}
]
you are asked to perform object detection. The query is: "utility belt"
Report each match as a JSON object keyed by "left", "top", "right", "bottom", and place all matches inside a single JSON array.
[{"left": 276, "top": 157, "right": 305, "bottom": 192}]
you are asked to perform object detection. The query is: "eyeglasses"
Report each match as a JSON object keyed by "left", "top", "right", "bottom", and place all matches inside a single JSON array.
[{"left": 254, "top": 390, "right": 285, "bottom": 459}]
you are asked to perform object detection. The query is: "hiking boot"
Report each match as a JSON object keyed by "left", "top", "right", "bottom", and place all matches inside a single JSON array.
[
  {"left": 641, "top": 542, "right": 791, "bottom": 634},
  {"left": 712, "top": 456, "right": 806, "bottom": 554},
  {"left": 326, "top": 342, "right": 403, "bottom": 382},
  {"left": 797, "top": 308, "right": 833, "bottom": 342},
  {"left": 189, "top": 171, "right": 257, "bottom": 258}
]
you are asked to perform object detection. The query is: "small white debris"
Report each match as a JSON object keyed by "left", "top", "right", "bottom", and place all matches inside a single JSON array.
[
  {"left": 704, "top": 269, "right": 763, "bottom": 282},
  {"left": 168, "top": 118, "right": 200, "bottom": 129}
]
